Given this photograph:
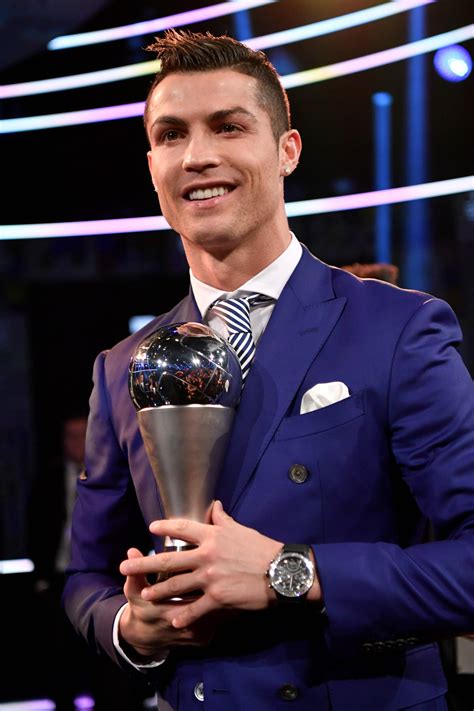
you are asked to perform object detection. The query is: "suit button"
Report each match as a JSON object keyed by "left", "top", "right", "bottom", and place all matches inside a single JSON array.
[
  {"left": 278, "top": 683, "right": 299, "bottom": 701},
  {"left": 193, "top": 682, "right": 204, "bottom": 701},
  {"left": 289, "top": 464, "right": 309, "bottom": 483}
]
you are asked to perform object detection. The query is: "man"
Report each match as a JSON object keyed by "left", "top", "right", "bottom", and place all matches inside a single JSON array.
[
  {"left": 63, "top": 30, "right": 474, "bottom": 710},
  {"left": 30, "top": 414, "right": 88, "bottom": 591},
  {"left": 29, "top": 414, "right": 94, "bottom": 709}
]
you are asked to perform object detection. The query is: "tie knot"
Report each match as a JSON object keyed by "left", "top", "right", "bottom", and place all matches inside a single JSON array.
[
  {"left": 210, "top": 293, "right": 271, "bottom": 334},
  {"left": 210, "top": 293, "right": 272, "bottom": 385}
]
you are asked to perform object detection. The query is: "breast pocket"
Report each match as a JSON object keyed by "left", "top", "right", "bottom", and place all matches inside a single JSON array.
[{"left": 275, "top": 392, "right": 365, "bottom": 441}]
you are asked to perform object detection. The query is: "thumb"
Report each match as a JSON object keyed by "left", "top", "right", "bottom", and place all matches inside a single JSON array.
[{"left": 211, "top": 499, "right": 232, "bottom": 525}]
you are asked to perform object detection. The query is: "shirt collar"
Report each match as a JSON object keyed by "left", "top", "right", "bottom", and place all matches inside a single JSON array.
[{"left": 190, "top": 233, "right": 303, "bottom": 319}]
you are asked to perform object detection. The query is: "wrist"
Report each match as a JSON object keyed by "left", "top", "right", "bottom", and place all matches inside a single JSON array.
[
  {"left": 118, "top": 603, "right": 168, "bottom": 662},
  {"left": 120, "top": 636, "right": 169, "bottom": 664},
  {"left": 306, "top": 548, "right": 322, "bottom": 603}
]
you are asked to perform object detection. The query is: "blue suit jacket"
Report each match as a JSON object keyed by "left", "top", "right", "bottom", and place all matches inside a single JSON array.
[{"left": 64, "top": 246, "right": 474, "bottom": 710}]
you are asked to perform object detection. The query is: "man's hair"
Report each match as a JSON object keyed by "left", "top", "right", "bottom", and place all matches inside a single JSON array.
[{"left": 144, "top": 29, "right": 291, "bottom": 144}]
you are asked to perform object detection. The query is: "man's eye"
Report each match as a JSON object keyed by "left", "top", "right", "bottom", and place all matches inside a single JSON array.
[
  {"left": 220, "top": 124, "right": 239, "bottom": 133},
  {"left": 161, "top": 130, "right": 180, "bottom": 142}
]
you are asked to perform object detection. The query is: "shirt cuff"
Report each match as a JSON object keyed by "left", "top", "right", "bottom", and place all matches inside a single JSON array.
[{"left": 113, "top": 603, "right": 170, "bottom": 669}]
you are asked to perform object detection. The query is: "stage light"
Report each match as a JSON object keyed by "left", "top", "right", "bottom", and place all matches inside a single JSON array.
[
  {"left": 73, "top": 696, "right": 94, "bottom": 710},
  {"left": 282, "top": 25, "right": 473, "bottom": 89},
  {"left": 129, "top": 315, "right": 156, "bottom": 334},
  {"left": 434, "top": 44, "right": 472, "bottom": 82},
  {"left": 0, "top": 701, "right": 56, "bottom": 710},
  {"left": 47, "top": 0, "right": 276, "bottom": 50},
  {"left": 1, "top": 177, "right": 472, "bottom": 240},
  {"left": 2, "top": 0, "right": 433, "bottom": 98},
  {"left": 2, "top": 25, "right": 471, "bottom": 133},
  {"left": 0, "top": 558, "right": 34, "bottom": 574},
  {"left": 0, "top": 61, "right": 161, "bottom": 99},
  {"left": 246, "top": 0, "right": 434, "bottom": 51}
]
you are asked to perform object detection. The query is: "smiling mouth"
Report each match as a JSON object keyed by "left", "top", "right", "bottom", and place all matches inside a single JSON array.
[{"left": 186, "top": 186, "right": 234, "bottom": 201}]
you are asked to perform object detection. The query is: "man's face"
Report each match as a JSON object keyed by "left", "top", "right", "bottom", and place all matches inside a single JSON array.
[
  {"left": 146, "top": 69, "right": 295, "bottom": 255},
  {"left": 63, "top": 417, "right": 87, "bottom": 464}
]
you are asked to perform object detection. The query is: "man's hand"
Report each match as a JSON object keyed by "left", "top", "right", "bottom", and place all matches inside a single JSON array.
[
  {"left": 118, "top": 547, "right": 217, "bottom": 660},
  {"left": 120, "top": 501, "right": 321, "bottom": 631}
]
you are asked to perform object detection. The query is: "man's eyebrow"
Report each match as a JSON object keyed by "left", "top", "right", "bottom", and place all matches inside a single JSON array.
[
  {"left": 150, "top": 115, "right": 187, "bottom": 132},
  {"left": 209, "top": 107, "right": 257, "bottom": 122}
]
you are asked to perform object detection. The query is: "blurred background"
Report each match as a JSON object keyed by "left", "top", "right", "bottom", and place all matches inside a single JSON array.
[{"left": 0, "top": 0, "right": 473, "bottom": 709}]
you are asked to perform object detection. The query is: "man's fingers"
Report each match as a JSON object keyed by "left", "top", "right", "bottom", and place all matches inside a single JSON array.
[
  {"left": 149, "top": 517, "right": 207, "bottom": 544},
  {"left": 121, "top": 548, "right": 200, "bottom": 577},
  {"left": 127, "top": 547, "right": 143, "bottom": 560},
  {"left": 120, "top": 547, "right": 144, "bottom": 575},
  {"left": 121, "top": 548, "right": 150, "bottom": 598},
  {"left": 142, "top": 570, "right": 201, "bottom": 603},
  {"left": 171, "top": 595, "right": 214, "bottom": 629}
]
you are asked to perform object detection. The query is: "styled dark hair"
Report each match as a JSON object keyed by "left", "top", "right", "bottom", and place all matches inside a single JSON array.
[{"left": 144, "top": 29, "right": 291, "bottom": 144}]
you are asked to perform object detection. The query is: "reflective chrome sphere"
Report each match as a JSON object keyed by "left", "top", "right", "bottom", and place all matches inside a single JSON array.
[{"left": 129, "top": 322, "right": 242, "bottom": 409}]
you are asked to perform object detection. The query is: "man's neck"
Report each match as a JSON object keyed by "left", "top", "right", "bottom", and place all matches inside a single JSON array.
[{"left": 182, "top": 227, "right": 292, "bottom": 291}]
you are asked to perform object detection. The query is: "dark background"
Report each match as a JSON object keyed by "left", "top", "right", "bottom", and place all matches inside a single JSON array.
[{"left": 0, "top": 0, "right": 472, "bottom": 705}]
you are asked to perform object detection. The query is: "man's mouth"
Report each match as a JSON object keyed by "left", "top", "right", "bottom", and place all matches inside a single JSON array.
[{"left": 187, "top": 185, "right": 233, "bottom": 201}]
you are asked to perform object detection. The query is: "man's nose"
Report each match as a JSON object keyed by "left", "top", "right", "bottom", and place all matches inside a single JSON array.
[{"left": 182, "top": 134, "right": 220, "bottom": 172}]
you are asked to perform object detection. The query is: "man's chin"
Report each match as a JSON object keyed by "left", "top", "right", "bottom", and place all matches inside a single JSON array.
[{"left": 181, "top": 228, "right": 240, "bottom": 253}]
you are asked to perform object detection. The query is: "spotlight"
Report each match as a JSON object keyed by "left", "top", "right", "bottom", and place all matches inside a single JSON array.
[
  {"left": 433, "top": 44, "right": 472, "bottom": 82},
  {"left": 74, "top": 695, "right": 95, "bottom": 710},
  {"left": 129, "top": 315, "right": 155, "bottom": 334}
]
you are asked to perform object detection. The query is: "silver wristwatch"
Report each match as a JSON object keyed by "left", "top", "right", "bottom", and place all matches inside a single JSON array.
[{"left": 266, "top": 544, "right": 315, "bottom": 603}]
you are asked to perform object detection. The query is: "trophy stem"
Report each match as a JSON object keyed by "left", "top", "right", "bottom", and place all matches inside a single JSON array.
[
  {"left": 137, "top": 404, "right": 235, "bottom": 526},
  {"left": 138, "top": 404, "right": 235, "bottom": 603}
]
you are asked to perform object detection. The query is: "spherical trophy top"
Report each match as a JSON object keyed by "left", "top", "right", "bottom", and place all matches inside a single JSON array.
[{"left": 129, "top": 322, "right": 242, "bottom": 409}]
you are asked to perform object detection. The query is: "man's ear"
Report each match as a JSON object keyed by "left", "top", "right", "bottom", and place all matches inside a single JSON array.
[
  {"left": 147, "top": 151, "right": 158, "bottom": 192},
  {"left": 279, "top": 129, "right": 302, "bottom": 177}
]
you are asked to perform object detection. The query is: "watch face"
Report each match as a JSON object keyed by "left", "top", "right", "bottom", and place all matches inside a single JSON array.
[{"left": 269, "top": 552, "right": 314, "bottom": 597}]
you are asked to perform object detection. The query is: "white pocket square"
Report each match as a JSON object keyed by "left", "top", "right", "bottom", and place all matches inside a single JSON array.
[{"left": 300, "top": 381, "right": 350, "bottom": 415}]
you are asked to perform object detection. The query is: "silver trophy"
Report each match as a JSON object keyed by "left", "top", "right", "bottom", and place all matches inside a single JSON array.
[{"left": 129, "top": 322, "right": 242, "bottom": 560}]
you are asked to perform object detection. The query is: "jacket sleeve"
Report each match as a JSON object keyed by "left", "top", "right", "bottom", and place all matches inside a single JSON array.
[
  {"left": 313, "top": 297, "right": 474, "bottom": 656},
  {"left": 62, "top": 350, "right": 152, "bottom": 670}
]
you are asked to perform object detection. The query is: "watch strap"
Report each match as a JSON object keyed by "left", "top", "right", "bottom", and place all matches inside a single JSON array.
[{"left": 282, "top": 543, "right": 312, "bottom": 556}]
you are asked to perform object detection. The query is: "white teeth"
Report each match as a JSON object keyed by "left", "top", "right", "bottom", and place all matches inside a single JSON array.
[{"left": 188, "top": 186, "right": 230, "bottom": 201}]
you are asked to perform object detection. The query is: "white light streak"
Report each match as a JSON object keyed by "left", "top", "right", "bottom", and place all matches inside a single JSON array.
[
  {"left": 0, "top": 61, "right": 161, "bottom": 99},
  {"left": 1, "top": 177, "right": 472, "bottom": 241},
  {"left": 2, "top": 0, "right": 434, "bottom": 98},
  {"left": 48, "top": 0, "right": 276, "bottom": 50},
  {"left": 0, "top": 558, "right": 34, "bottom": 574}
]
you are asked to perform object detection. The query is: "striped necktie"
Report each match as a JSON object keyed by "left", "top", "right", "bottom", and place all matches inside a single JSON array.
[{"left": 211, "top": 293, "right": 272, "bottom": 384}]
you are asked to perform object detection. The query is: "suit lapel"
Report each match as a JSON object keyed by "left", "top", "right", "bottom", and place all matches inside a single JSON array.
[
  {"left": 216, "top": 248, "right": 347, "bottom": 513},
  {"left": 170, "top": 288, "right": 202, "bottom": 324}
]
